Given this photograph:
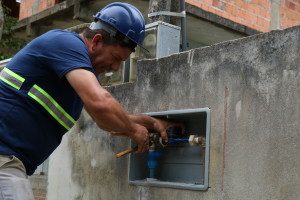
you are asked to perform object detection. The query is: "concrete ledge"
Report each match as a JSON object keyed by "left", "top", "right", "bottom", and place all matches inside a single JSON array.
[
  {"left": 13, "top": 0, "right": 91, "bottom": 38},
  {"left": 14, "top": 1, "right": 70, "bottom": 30},
  {"left": 0, "top": 58, "right": 11, "bottom": 70}
]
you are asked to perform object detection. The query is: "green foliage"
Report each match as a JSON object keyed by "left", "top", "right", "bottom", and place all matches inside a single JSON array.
[
  {"left": 0, "top": 4, "right": 28, "bottom": 60},
  {"left": 0, "top": 53, "right": 11, "bottom": 61}
]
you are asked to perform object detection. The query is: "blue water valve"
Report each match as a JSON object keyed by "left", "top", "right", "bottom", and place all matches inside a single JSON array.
[{"left": 147, "top": 150, "right": 163, "bottom": 178}]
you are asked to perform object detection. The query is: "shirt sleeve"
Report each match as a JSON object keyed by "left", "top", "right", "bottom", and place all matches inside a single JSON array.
[{"left": 39, "top": 30, "right": 94, "bottom": 78}]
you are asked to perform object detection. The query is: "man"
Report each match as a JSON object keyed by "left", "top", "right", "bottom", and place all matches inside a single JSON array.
[{"left": 0, "top": 2, "right": 183, "bottom": 199}]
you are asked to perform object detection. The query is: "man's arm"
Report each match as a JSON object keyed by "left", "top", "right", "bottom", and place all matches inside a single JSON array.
[{"left": 65, "top": 69, "right": 149, "bottom": 153}]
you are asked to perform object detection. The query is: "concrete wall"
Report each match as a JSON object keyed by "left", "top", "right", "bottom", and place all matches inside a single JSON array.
[{"left": 47, "top": 25, "right": 300, "bottom": 200}]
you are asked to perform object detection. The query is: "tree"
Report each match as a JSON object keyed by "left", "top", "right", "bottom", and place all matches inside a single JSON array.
[
  {"left": 0, "top": 0, "right": 3, "bottom": 41},
  {"left": 0, "top": 1, "right": 27, "bottom": 60}
]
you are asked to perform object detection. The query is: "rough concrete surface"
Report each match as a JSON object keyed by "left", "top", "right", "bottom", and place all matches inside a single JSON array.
[{"left": 48, "top": 25, "right": 300, "bottom": 200}]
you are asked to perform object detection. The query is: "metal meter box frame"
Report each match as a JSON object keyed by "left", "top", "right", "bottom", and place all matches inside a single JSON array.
[
  {"left": 129, "top": 108, "right": 211, "bottom": 191},
  {"left": 129, "top": 21, "right": 180, "bottom": 83},
  {"left": 140, "top": 21, "right": 181, "bottom": 59}
]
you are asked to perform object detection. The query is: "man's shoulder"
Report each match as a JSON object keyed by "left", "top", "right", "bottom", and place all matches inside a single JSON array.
[
  {"left": 35, "top": 29, "right": 85, "bottom": 52},
  {"left": 43, "top": 29, "right": 80, "bottom": 40}
]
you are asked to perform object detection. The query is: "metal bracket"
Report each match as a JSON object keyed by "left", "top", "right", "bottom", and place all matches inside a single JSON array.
[{"left": 148, "top": 11, "right": 186, "bottom": 18}]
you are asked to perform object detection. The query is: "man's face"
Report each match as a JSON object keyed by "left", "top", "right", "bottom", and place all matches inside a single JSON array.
[{"left": 89, "top": 34, "right": 132, "bottom": 75}]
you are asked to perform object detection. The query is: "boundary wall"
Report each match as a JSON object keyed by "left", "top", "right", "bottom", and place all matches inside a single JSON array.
[{"left": 48, "top": 25, "right": 300, "bottom": 200}]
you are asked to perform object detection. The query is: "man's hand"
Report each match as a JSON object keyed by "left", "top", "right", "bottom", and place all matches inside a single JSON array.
[
  {"left": 152, "top": 118, "right": 185, "bottom": 143},
  {"left": 128, "top": 124, "right": 149, "bottom": 153},
  {"left": 128, "top": 115, "right": 185, "bottom": 144}
]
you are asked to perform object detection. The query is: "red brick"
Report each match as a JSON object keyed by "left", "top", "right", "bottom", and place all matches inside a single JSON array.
[
  {"left": 296, "top": 4, "right": 300, "bottom": 12},
  {"left": 186, "top": 0, "right": 205, "bottom": 8},
  {"left": 247, "top": 4, "right": 256, "bottom": 13},
  {"left": 185, "top": 0, "right": 199, "bottom": 7},
  {"left": 257, "top": 0, "right": 271, "bottom": 9},
  {"left": 212, "top": 0, "right": 220, "bottom": 7},
  {"left": 236, "top": 17, "right": 243, "bottom": 24},
  {"left": 253, "top": 6, "right": 260, "bottom": 14},
  {"left": 235, "top": 0, "right": 245, "bottom": 8},
  {"left": 246, "top": 12, "right": 258, "bottom": 24},
  {"left": 258, "top": 7, "right": 269, "bottom": 19},
  {"left": 257, "top": 17, "right": 269, "bottom": 28},
  {"left": 285, "top": 0, "right": 298, "bottom": 9},
  {"left": 187, "top": 0, "right": 212, "bottom": 6},
  {"left": 225, "top": 3, "right": 236, "bottom": 15},
  {"left": 247, "top": 22, "right": 255, "bottom": 27},
  {"left": 239, "top": 9, "right": 247, "bottom": 19},
  {"left": 227, "top": 14, "right": 236, "bottom": 21},
  {"left": 251, "top": 0, "right": 260, "bottom": 5},
  {"left": 19, "top": 0, "right": 34, "bottom": 19},
  {"left": 203, "top": 0, "right": 213, "bottom": 5},
  {"left": 280, "top": 17, "right": 288, "bottom": 28},
  {"left": 286, "top": 9, "right": 300, "bottom": 20},
  {"left": 281, "top": 17, "right": 296, "bottom": 28},
  {"left": 289, "top": 1, "right": 296, "bottom": 10},
  {"left": 201, "top": 4, "right": 210, "bottom": 11}
]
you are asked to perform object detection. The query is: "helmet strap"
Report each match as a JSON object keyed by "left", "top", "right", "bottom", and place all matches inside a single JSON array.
[
  {"left": 89, "top": 21, "right": 117, "bottom": 37},
  {"left": 90, "top": 20, "right": 137, "bottom": 51}
]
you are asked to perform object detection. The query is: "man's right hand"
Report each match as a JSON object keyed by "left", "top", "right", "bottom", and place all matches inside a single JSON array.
[{"left": 128, "top": 124, "right": 149, "bottom": 153}]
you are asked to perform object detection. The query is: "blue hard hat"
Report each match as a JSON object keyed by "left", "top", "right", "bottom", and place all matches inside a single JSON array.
[{"left": 93, "top": 2, "right": 145, "bottom": 46}]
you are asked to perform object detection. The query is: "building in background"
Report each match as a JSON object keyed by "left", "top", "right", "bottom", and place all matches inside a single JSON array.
[
  {"left": 11, "top": 0, "right": 300, "bottom": 46},
  {"left": 4, "top": 0, "right": 300, "bottom": 85},
  {"left": 1, "top": 0, "right": 20, "bottom": 18},
  {"left": 5, "top": 0, "right": 300, "bottom": 82}
]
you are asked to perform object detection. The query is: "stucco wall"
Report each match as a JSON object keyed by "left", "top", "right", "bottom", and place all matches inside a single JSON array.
[{"left": 47, "top": 25, "right": 300, "bottom": 200}]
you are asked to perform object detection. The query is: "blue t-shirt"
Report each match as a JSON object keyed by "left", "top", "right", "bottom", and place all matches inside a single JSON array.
[{"left": 0, "top": 30, "right": 94, "bottom": 175}]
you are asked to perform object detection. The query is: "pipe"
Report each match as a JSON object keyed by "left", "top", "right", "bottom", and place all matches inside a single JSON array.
[
  {"left": 168, "top": 138, "right": 189, "bottom": 144},
  {"left": 180, "top": 0, "right": 187, "bottom": 51},
  {"left": 147, "top": 150, "right": 163, "bottom": 179},
  {"left": 147, "top": 1, "right": 187, "bottom": 51},
  {"left": 147, "top": 132, "right": 205, "bottom": 179}
]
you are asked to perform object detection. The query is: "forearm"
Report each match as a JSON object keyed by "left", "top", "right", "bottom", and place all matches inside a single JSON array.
[
  {"left": 85, "top": 93, "right": 137, "bottom": 135},
  {"left": 66, "top": 69, "right": 149, "bottom": 153}
]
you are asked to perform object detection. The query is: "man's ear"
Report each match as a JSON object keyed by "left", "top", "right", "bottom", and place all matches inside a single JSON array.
[{"left": 91, "top": 34, "right": 103, "bottom": 51}]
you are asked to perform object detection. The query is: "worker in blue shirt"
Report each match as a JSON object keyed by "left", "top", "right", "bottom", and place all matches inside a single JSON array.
[{"left": 0, "top": 2, "right": 183, "bottom": 199}]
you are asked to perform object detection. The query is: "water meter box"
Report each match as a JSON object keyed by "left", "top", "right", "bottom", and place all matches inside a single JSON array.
[
  {"left": 139, "top": 21, "right": 181, "bottom": 59},
  {"left": 129, "top": 108, "right": 210, "bottom": 191},
  {"left": 130, "top": 21, "right": 180, "bottom": 82}
]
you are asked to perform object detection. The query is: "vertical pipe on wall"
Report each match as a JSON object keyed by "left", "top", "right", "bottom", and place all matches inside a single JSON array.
[{"left": 180, "top": 0, "right": 187, "bottom": 51}]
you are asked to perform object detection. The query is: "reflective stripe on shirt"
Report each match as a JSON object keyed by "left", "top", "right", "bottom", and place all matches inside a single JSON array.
[
  {"left": 0, "top": 67, "right": 76, "bottom": 130},
  {"left": 0, "top": 68, "right": 25, "bottom": 90}
]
